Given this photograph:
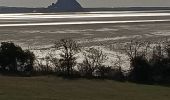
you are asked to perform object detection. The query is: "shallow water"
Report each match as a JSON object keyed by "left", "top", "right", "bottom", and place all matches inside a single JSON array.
[{"left": 1, "top": 10, "right": 170, "bottom": 26}]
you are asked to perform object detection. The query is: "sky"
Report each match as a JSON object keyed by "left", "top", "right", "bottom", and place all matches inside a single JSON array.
[{"left": 0, "top": 0, "right": 170, "bottom": 8}]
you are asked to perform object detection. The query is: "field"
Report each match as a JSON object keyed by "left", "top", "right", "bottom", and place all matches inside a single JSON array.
[{"left": 0, "top": 76, "right": 170, "bottom": 100}]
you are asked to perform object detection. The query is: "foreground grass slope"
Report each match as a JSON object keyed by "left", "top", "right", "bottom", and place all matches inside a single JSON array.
[{"left": 0, "top": 76, "right": 170, "bottom": 100}]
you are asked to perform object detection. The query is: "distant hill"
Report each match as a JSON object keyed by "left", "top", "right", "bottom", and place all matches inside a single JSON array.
[
  {"left": 1, "top": 6, "right": 170, "bottom": 13},
  {"left": 84, "top": 7, "right": 170, "bottom": 11},
  {"left": 0, "top": 6, "right": 47, "bottom": 13}
]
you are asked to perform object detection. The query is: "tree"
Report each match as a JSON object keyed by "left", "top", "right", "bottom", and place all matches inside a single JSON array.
[
  {"left": 0, "top": 42, "right": 22, "bottom": 72},
  {"left": 124, "top": 41, "right": 150, "bottom": 61},
  {"left": 0, "top": 42, "right": 35, "bottom": 75},
  {"left": 55, "top": 39, "right": 80, "bottom": 76},
  {"left": 123, "top": 41, "right": 152, "bottom": 83},
  {"left": 78, "top": 47, "right": 107, "bottom": 77},
  {"left": 150, "top": 43, "right": 170, "bottom": 83},
  {"left": 18, "top": 50, "right": 35, "bottom": 76}
]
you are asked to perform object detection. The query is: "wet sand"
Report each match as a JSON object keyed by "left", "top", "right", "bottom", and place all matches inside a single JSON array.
[
  {"left": 0, "top": 22, "right": 169, "bottom": 47},
  {"left": 0, "top": 10, "right": 170, "bottom": 48}
]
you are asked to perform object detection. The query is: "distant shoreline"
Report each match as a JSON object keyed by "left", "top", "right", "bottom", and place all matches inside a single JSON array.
[{"left": 1, "top": 7, "right": 170, "bottom": 13}]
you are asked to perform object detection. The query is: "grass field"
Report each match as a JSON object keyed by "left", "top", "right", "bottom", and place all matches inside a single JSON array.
[{"left": 0, "top": 76, "right": 170, "bottom": 100}]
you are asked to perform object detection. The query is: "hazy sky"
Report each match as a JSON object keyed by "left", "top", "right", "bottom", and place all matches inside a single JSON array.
[{"left": 0, "top": 0, "right": 170, "bottom": 8}]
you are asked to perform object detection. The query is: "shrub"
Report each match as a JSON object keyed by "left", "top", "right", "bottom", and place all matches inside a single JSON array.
[
  {"left": 97, "top": 66, "right": 125, "bottom": 81},
  {"left": 129, "top": 55, "right": 152, "bottom": 83}
]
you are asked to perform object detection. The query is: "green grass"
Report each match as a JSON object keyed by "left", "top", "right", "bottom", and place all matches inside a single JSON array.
[{"left": 0, "top": 76, "right": 170, "bottom": 100}]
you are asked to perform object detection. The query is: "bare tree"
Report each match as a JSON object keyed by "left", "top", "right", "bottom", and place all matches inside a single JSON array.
[
  {"left": 122, "top": 40, "right": 153, "bottom": 83},
  {"left": 123, "top": 40, "right": 151, "bottom": 61},
  {"left": 45, "top": 50, "right": 63, "bottom": 74},
  {"left": 55, "top": 38, "right": 80, "bottom": 76},
  {"left": 78, "top": 47, "right": 107, "bottom": 77},
  {"left": 34, "top": 49, "right": 53, "bottom": 74}
]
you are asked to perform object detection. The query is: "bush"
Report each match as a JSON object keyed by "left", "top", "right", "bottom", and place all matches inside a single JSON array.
[
  {"left": 129, "top": 56, "right": 152, "bottom": 83},
  {"left": 97, "top": 66, "right": 125, "bottom": 81}
]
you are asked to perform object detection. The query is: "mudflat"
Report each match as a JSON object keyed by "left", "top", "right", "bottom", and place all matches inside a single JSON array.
[{"left": 0, "top": 10, "right": 170, "bottom": 47}]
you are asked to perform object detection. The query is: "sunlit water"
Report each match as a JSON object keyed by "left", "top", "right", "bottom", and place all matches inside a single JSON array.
[{"left": 1, "top": 10, "right": 170, "bottom": 27}]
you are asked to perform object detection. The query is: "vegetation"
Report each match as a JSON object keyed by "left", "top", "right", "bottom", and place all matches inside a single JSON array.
[
  {"left": 78, "top": 47, "right": 108, "bottom": 78},
  {"left": 0, "top": 42, "right": 35, "bottom": 76},
  {"left": 124, "top": 41, "right": 170, "bottom": 84},
  {"left": 0, "top": 39, "right": 170, "bottom": 99},
  {"left": 54, "top": 39, "right": 80, "bottom": 77},
  {"left": 0, "top": 39, "right": 170, "bottom": 85}
]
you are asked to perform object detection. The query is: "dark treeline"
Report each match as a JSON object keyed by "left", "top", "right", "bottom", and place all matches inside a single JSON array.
[
  {"left": 0, "top": 39, "right": 170, "bottom": 85},
  {"left": 125, "top": 40, "right": 170, "bottom": 84}
]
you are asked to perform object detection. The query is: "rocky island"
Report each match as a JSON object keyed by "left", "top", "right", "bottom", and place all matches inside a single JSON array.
[
  {"left": 0, "top": 0, "right": 83, "bottom": 13},
  {"left": 1, "top": 0, "right": 170, "bottom": 13},
  {"left": 48, "top": 0, "right": 83, "bottom": 11}
]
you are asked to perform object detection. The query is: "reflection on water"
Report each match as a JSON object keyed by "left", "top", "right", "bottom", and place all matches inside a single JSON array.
[
  {"left": 0, "top": 19, "right": 170, "bottom": 27},
  {"left": 0, "top": 10, "right": 170, "bottom": 27},
  {"left": 1, "top": 12, "right": 170, "bottom": 19}
]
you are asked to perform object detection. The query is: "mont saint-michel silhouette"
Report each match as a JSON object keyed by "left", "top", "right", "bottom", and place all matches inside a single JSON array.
[
  {"left": 1, "top": 0, "right": 170, "bottom": 13},
  {"left": 48, "top": 0, "right": 83, "bottom": 11}
]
